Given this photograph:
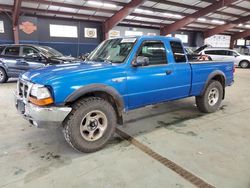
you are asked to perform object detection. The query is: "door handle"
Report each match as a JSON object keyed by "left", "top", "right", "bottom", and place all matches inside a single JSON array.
[
  {"left": 16, "top": 59, "right": 28, "bottom": 65},
  {"left": 166, "top": 70, "right": 173, "bottom": 75}
]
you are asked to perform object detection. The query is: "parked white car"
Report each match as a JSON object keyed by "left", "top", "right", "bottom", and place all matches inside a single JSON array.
[{"left": 199, "top": 48, "right": 250, "bottom": 68}]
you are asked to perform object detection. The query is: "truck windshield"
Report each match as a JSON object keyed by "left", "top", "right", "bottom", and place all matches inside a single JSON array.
[{"left": 88, "top": 38, "right": 136, "bottom": 64}]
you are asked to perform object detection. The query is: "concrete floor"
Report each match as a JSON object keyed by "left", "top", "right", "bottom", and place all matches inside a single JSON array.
[{"left": 0, "top": 69, "right": 250, "bottom": 188}]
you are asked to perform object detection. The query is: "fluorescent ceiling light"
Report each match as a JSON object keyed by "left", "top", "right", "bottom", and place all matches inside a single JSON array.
[
  {"left": 211, "top": 19, "right": 225, "bottom": 24},
  {"left": 135, "top": 8, "right": 153, "bottom": 14},
  {"left": 238, "top": 23, "right": 243, "bottom": 27},
  {"left": 164, "top": 13, "right": 174, "bottom": 17},
  {"left": 164, "top": 13, "right": 182, "bottom": 18},
  {"left": 103, "top": 3, "right": 117, "bottom": 8},
  {"left": 173, "top": 14, "right": 182, "bottom": 18},
  {"left": 87, "top": 1, "right": 102, "bottom": 6},
  {"left": 245, "top": 25, "right": 250, "bottom": 28},
  {"left": 197, "top": 18, "right": 206, "bottom": 22},
  {"left": 87, "top": 1, "right": 117, "bottom": 8}
]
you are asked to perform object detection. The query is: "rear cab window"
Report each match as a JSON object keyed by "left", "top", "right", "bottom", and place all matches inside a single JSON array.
[{"left": 170, "top": 41, "right": 187, "bottom": 63}]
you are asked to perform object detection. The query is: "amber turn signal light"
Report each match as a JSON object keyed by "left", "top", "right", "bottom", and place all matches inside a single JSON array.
[{"left": 29, "top": 96, "right": 54, "bottom": 106}]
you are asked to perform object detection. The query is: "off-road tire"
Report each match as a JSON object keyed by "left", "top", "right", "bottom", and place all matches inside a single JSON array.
[
  {"left": 239, "top": 60, "right": 249, "bottom": 69},
  {"left": 196, "top": 80, "right": 223, "bottom": 113},
  {"left": 0, "top": 68, "right": 8, "bottom": 83},
  {"left": 63, "top": 97, "right": 117, "bottom": 153}
]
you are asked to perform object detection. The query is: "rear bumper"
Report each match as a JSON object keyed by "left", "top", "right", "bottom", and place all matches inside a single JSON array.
[{"left": 14, "top": 92, "right": 72, "bottom": 128}]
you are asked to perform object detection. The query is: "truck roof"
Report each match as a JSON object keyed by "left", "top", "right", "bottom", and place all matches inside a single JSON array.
[{"left": 109, "top": 35, "right": 181, "bottom": 42}]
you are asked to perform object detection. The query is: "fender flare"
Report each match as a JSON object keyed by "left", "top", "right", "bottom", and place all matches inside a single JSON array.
[
  {"left": 65, "top": 84, "right": 125, "bottom": 112},
  {"left": 201, "top": 70, "right": 226, "bottom": 97}
]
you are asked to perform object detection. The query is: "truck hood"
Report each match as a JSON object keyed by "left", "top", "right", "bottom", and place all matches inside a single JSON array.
[{"left": 21, "top": 61, "right": 113, "bottom": 84}]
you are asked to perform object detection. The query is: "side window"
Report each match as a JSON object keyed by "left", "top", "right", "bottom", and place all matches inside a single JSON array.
[
  {"left": 0, "top": 46, "right": 5, "bottom": 54},
  {"left": 218, "top": 50, "right": 227, "bottom": 55},
  {"left": 233, "top": 51, "right": 239, "bottom": 56},
  {"left": 205, "top": 50, "right": 217, "bottom": 55},
  {"left": 226, "top": 50, "right": 233, "bottom": 56},
  {"left": 22, "top": 46, "right": 39, "bottom": 58},
  {"left": 170, "top": 41, "right": 186, "bottom": 63},
  {"left": 4, "top": 46, "right": 20, "bottom": 56},
  {"left": 137, "top": 41, "right": 167, "bottom": 65}
]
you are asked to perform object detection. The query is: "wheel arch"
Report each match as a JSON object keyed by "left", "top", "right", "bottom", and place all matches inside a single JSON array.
[
  {"left": 64, "top": 84, "right": 124, "bottom": 125},
  {"left": 0, "top": 62, "right": 7, "bottom": 73},
  {"left": 201, "top": 70, "right": 226, "bottom": 99}
]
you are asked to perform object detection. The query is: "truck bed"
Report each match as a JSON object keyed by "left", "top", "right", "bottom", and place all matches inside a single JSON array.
[{"left": 189, "top": 61, "right": 234, "bottom": 96}]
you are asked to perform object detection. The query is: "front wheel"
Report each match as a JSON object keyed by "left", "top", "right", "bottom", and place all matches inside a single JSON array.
[
  {"left": 196, "top": 80, "right": 223, "bottom": 113},
  {"left": 63, "top": 97, "right": 117, "bottom": 153},
  {"left": 0, "top": 68, "right": 8, "bottom": 83}
]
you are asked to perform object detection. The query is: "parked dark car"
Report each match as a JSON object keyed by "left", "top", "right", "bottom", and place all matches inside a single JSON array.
[{"left": 0, "top": 44, "right": 80, "bottom": 83}]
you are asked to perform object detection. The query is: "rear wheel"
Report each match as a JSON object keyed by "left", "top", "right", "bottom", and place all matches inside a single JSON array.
[
  {"left": 240, "top": 61, "right": 249, "bottom": 68},
  {"left": 63, "top": 97, "right": 117, "bottom": 153},
  {"left": 196, "top": 80, "right": 223, "bottom": 113},
  {"left": 0, "top": 68, "right": 8, "bottom": 83}
]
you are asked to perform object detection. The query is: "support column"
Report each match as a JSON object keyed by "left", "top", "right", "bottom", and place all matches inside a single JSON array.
[{"left": 13, "top": 25, "right": 19, "bottom": 44}]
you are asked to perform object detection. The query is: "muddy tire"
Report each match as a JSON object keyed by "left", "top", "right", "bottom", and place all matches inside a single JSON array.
[
  {"left": 63, "top": 97, "right": 117, "bottom": 153},
  {"left": 0, "top": 68, "right": 8, "bottom": 83},
  {"left": 196, "top": 80, "right": 223, "bottom": 113}
]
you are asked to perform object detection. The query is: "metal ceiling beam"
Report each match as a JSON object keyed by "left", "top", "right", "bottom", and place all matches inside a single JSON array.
[
  {"left": 204, "top": 15, "right": 250, "bottom": 38},
  {"left": 12, "top": 0, "right": 22, "bottom": 44},
  {"left": 103, "top": 0, "right": 146, "bottom": 39},
  {"left": 230, "top": 29, "right": 250, "bottom": 48},
  {"left": 13, "top": 0, "right": 22, "bottom": 26},
  {"left": 160, "top": 0, "right": 238, "bottom": 36}
]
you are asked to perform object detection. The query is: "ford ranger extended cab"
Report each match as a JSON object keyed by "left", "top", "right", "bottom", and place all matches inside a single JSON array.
[{"left": 15, "top": 36, "right": 234, "bottom": 153}]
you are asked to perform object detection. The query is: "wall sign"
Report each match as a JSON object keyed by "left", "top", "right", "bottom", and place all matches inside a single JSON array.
[
  {"left": 84, "top": 28, "right": 97, "bottom": 38},
  {"left": 0, "top": 21, "right": 4, "bottom": 33},
  {"left": 19, "top": 21, "right": 37, "bottom": 34},
  {"left": 109, "top": 30, "right": 120, "bottom": 39},
  {"left": 50, "top": 24, "right": 78, "bottom": 38},
  {"left": 237, "top": 39, "right": 245, "bottom": 46},
  {"left": 125, "top": 30, "right": 143, "bottom": 36},
  {"left": 205, "top": 35, "right": 231, "bottom": 48},
  {"left": 147, "top": 33, "right": 156, "bottom": 36}
]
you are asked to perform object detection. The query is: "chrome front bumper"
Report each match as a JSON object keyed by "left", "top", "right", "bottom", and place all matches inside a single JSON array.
[{"left": 14, "top": 92, "right": 72, "bottom": 128}]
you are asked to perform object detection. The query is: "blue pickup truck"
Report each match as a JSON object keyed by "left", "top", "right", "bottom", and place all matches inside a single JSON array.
[{"left": 15, "top": 36, "right": 234, "bottom": 152}]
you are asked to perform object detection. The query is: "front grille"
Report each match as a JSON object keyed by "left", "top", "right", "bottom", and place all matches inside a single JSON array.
[{"left": 17, "top": 79, "right": 32, "bottom": 100}]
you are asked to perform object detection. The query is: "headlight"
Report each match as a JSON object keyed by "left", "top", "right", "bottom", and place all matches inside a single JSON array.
[
  {"left": 29, "top": 84, "right": 54, "bottom": 106},
  {"left": 30, "top": 84, "right": 51, "bottom": 100}
]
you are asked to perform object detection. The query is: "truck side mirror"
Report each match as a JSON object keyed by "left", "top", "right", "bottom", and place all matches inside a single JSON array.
[{"left": 132, "top": 56, "right": 149, "bottom": 67}]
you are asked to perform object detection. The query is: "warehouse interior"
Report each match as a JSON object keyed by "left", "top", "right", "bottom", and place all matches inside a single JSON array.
[{"left": 0, "top": 0, "right": 250, "bottom": 188}]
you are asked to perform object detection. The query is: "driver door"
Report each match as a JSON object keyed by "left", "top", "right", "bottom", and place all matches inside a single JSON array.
[{"left": 126, "top": 40, "right": 182, "bottom": 109}]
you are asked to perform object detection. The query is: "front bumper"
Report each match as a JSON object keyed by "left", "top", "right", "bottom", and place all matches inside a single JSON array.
[{"left": 14, "top": 92, "right": 72, "bottom": 128}]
